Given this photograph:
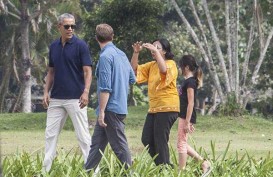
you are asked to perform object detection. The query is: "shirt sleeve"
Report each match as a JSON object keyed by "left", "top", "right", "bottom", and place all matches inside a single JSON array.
[
  {"left": 48, "top": 45, "right": 54, "bottom": 67},
  {"left": 186, "top": 78, "right": 197, "bottom": 89},
  {"left": 136, "top": 61, "right": 154, "bottom": 84},
  {"left": 97, "top": 56, "right": 112, "bottom": 93},
  {"left": 156, "top": 61, "right": 178, "bottom": 90}
]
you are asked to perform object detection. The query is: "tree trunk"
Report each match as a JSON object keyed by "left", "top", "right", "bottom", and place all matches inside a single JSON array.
[
  {"left": 202, "top": 0, "right": 231, "bottom": 93},
  {"left": 207, "top": 89, "right": 219, "bottom": 115},
  {"left": 0, "top": 32, "right": 15, "bottom": 112},
  {"left": 241, "top": 10, "right": 255, "bottom": 88},
  {"left": 197, "top": 97, "right": 206, "bottom": 116},
  {"left": 12, "top": 83, "right": 25, "bottom": 113},
  {"left": 0, "top": 60, "right": 12, "bottom": 112},
  {"left": 225, "top": 0, "right": 233, "bottom": 91},
  {"left": 230, "top": 0, "right": 240, "bottom": 102},
  {"left": 240, "top": 10, "right": 255, "bottom": 106},
  {"left": 251, "top": 26, "right": 273, "bottom": 84},
  {"left": 189, "top": 0, "right": 214, "bottom": 67},
  {"left": 20, "top": 3, "right": 32, "bottom": 113}
]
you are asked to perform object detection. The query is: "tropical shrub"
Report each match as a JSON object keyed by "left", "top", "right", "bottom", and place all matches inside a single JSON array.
[{"left": 2, "top": 142, "right": 273, "bottom": 177}]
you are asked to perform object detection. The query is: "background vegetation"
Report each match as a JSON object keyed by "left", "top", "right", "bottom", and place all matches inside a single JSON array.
[{"left": 0, "top": 0, "right": 272, "bottom": 117}]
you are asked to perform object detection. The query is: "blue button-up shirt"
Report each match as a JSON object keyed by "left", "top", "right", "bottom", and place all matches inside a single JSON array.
[{"left": 95, "top": 42, "right": 136, "bottom": 115}]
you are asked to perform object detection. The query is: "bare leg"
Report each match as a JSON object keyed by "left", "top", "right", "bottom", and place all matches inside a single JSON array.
[
  {"left": 178, "top": 153, "right": 187, "bottom": 170},
  {"left": 177, "top": 118, "right": 189, "bottom": 171},
  {"left": 177, "top": 119, "right": 211, "bottom": 174},
  {"left": 186, "top": 145, "right": 211, "bottom": 174},
  {"left": 187, "top": 145, "right": 203, "bottom": 161}
]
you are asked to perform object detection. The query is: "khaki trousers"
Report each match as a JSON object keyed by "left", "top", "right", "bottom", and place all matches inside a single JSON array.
[{"left": 43, "top": 99, "right": 91, "bottom": 172}]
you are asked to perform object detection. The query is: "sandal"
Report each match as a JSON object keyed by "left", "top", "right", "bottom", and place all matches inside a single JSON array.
[{"left": 201, "top": 160, "right": 212, "bottom": 177}]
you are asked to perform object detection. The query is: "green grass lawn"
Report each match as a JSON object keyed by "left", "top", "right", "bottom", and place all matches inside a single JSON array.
[{"left": 1, "top": 105, "right": 273, "bottom": 159}]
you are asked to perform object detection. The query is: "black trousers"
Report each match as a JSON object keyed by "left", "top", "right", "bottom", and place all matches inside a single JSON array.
[
  {"left": 141, "top": 112, "right": 178, "bottom": 165},
  {"left": 85, "top": 111, "right": 132, "bottom": 171}
]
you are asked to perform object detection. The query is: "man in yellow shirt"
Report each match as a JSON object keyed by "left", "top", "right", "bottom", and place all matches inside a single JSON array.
[{"left": 131, "top": 38, "right": 179, "bottom": 166}]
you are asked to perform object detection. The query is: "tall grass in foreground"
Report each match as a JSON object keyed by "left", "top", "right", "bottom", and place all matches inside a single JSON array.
[{"left": 2, "top": 142, "right": 273, "bottom": 177}]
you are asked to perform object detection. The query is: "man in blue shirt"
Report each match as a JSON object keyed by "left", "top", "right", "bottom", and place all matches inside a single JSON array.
[
  {"left": 42, "top": 13, "right": 92, "bottom": 172},
  {"left": 85, "top": 24, "right": 136, "bottom": 172}
]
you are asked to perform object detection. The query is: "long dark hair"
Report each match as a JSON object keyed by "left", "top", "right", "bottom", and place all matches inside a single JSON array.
[
  {"left": 152, "top": 38, "right": 174, "bottom": 59},
  {"left": 179, "top": 55, "right": 203, "bottom": 88}
]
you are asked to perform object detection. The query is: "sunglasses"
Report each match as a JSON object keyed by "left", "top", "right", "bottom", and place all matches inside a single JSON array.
[{"left": 63, "top": 24, "right": 76, "bottom": 30}]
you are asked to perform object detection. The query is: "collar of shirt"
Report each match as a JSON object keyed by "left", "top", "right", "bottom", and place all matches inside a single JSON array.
[
  {"left": 100, "top": 42, "right": 114, "bottom": 53},
  {"left": 58, "top": 35, "right": 76, "bottom": 45}
]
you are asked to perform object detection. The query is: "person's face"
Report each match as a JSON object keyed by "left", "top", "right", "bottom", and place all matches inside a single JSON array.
[
  {"left": 58, "top": 18, "right": 75, "bottom": 41},
  {"left": 151, "top": 41, "right": 166, "bottom": 59},
  {"left": 181, "top": 65, "right": 190, "bottom": 77}
]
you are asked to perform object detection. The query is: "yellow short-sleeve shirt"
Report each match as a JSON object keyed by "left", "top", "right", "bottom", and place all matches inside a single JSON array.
[{"left": 136, "top": 60, "right": 180, "bottom": 113}]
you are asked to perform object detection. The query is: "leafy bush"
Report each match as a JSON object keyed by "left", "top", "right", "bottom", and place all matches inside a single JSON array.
[
  {"left": 133, "top": 85, "right": 148, "bottom": 106},
  {"left": 251, "top": 97, "right": 273, "bottom": 120},
  {"left": 216, "top": 93, "right": 246, "bottom": 117}
]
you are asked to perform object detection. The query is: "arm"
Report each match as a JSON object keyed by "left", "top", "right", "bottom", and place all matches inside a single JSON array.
[
  {"left": 184, "top": 88, "right": 194, "bottom": 133},
  {"left": 131, "top": 41, "right": 143, "bottom": 73},
  {"left": 43, "top": 67, "right": 54, "bottom": 109},
  {"left": 186, "top": 88, "right": 194, "bottom": 122},
  {"left": 142, "top": 43, "right": 167, "bottom": 74},
  {"left": 79, "top": 66, "right": 92, "bottom": 109},
  {"left": 97, "top": 56, "right": 112, "bottom": 127},
  {"left": 98, "top": 92, "right": 110, "bottom": 127},
  {"left": 155, "top": 52, "right": 167, "bottom": 74},
  {"left": 131, "top": 52, "right": 139, "bottom": 72}
]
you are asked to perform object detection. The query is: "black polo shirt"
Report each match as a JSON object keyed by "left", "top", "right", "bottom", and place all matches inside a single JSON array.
[{"left": 49, "top": 35, "right": 92, "bottom": 99}]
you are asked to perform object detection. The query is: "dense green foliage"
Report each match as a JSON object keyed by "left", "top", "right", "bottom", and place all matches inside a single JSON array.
[
  {"left": 83, "top": 0, "right": 165, "bottom": 62},
  {"left": 82, "top": 0, "right": 167, "bottom": 108},
  {"left": 251, "top": 97, "right": 273, "bottom": 120}
]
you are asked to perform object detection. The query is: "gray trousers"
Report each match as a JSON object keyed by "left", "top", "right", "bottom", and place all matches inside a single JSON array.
[{"left": 85, "top": 111, "right": 132, "bottom": 171}]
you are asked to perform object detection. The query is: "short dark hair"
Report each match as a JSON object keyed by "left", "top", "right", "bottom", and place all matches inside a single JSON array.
[{"left": 95, "top": 24, "right": 114, "bottom": 43}]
